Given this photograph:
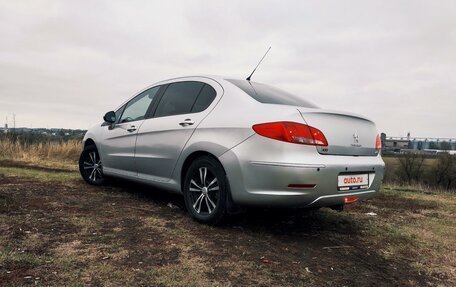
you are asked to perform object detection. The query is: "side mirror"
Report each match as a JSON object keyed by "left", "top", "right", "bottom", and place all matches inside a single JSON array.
[{"left": 103, "top": 111, "right": 116, "bottom": 124}]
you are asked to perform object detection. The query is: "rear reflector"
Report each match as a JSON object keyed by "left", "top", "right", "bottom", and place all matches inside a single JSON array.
[
  {"left": 288, "top": 184, "right": 316, "bottom": 189},
  {"left": 252, "top": 122, "right": 328, "bottom": 146},
  {"left": 344, "top": 197, "right": 359, "bottom": 204}
]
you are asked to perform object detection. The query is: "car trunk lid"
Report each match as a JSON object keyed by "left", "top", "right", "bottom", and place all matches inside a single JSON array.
[{"left": 298, "top": 108, "right": 379, "bottom": 156}]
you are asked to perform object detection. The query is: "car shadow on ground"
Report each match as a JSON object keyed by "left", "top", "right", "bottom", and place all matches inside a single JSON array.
[{"left": 109, "top": 179, "right": 360, "bottom": 237}]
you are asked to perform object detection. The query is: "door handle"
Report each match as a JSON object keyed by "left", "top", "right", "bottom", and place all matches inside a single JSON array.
[
  {"left": 127, "top": 125, "right": 136, "bottom": 132},
  {"left": 179, "top": 119, "right": 194, "bottom": 127}
]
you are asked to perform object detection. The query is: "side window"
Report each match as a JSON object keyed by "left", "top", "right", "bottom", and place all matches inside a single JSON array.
[
  {"left": 120, "top": 86, "right": 160, "bottom": 123},
  {"left": 114, "top": 105, "right": 126, "bottom": 124},
  {"left": 191, "top": 84, "right": 216, "bottom": 113},
  {"left": 154, "top": 81, "right": 204, "bottom": 118}
]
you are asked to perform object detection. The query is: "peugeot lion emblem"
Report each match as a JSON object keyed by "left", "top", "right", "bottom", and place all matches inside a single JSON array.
[
  {"left": 353, "top": 133, "right": 359, "bottom": 143},
  {"left": 351, "top": 133, "right": 361, "bottom": 147}
]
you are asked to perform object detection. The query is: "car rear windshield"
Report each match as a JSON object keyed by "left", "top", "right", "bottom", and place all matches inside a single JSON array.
[{"left": 226, "top": 79, "right": 318, "bottom": 108}]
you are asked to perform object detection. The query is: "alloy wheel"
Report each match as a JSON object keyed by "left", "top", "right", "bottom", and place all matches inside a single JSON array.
[
  {"left": 189, "top": 167, "right": 220, "bottom": 215},
  {"left": 82, "top": 151, "right": 103, "bottom": 183}
]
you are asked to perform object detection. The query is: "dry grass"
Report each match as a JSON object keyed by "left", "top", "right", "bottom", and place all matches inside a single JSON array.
[
  {"left": 383, "top": 182, "right": 454, "bottom": 194},
  {"left": 0, "top": 139, "right": 81, "bottom": 166},
  {"left": 355, "top": 189, "right": 456, "bottom": 281}
]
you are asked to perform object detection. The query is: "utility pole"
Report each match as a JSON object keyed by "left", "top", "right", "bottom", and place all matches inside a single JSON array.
[
  {"left": 2, "top": 116, "right": 7, "bottom": 135},
  {"left": 11, "top": 113, "right": 16, "bottom": 140}
]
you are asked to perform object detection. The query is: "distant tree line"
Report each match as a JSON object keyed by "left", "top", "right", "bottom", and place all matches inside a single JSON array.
[
  {"left": 0, "top": 130, "right": 85, "bottom": 144},
  {"left": 385, "top": 153, "right": 456, "bottom": 191},
  {"left": 428, "top": 141, "right": 453, "bottom": 150}
]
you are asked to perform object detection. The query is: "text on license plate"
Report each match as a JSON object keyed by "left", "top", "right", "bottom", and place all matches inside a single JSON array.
[{"left": 337, "top": 174, "right": 369, "bottom": 191}]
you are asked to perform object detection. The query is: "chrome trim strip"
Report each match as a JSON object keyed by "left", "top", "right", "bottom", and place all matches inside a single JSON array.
[
  {"left": 307, "top": 190, "right": 376, "bottom": 206},
  {"left": 249, "top": 190, "right": 310, "bottom": 196},
  {"left": 250, "top": 161, "right": 326, "bottom": 168}
]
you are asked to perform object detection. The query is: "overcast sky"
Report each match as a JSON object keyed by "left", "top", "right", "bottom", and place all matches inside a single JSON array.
[{"left": 0, "top": 0, "right": 455, "bottom": 137}]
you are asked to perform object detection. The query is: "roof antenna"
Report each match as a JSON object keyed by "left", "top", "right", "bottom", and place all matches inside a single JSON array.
[{"left": 246, "top": 46, "right": 271, "bottom": 81}]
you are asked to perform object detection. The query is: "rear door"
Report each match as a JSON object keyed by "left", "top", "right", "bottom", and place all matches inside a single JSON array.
[
  {"left": 134, "top": 80, "right": 220, "bottom": 181},
  {"left": 101, "top": 86, "right": 161, "bottom": 175}
]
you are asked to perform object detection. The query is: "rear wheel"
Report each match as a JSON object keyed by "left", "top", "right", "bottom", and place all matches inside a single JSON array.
[
  {"left": 79, "top": 145, "right": 106, "bottom": 185},
  {"left": 183, "top": 156, "right": 228, "bottom": 225}
]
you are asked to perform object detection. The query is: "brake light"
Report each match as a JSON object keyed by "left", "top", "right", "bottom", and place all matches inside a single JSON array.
[
  {"left": 252, "top": 122, "right": 328, "bottom": 146},
  {"left": 375, "top": 134, "right": 381, "bottom": 151}
]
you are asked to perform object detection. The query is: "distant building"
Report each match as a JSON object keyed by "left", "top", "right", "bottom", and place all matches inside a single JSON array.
[{"left": 381, "top": 133, "right": 456, "bottom": 155}]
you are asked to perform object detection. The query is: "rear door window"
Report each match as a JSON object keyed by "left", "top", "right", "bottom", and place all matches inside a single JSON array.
[
  {"left": 154, "top": 81, "right": 205, "bottom": 117},
  {"left": 191, "top": 84, "right": 217, "bottom": 113}
]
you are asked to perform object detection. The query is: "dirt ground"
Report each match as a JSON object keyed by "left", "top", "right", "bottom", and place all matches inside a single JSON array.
[{"left": 0, "top": 162, "right": 455, "bottom": 286}]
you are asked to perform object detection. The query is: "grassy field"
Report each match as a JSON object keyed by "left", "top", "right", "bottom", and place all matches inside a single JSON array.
[
  {"left": 0, "top": 138, "right": 80, "bottom": 170},
  {"left": 0, "top": 160, "right": 455, "bottom": 286}
]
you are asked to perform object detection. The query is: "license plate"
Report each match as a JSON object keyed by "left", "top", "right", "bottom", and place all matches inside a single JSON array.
[{"left": 338, "top": 174, "right": 369, "bottom": 191}]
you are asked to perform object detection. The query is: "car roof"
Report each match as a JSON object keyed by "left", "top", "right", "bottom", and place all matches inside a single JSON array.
[{"left": 152, "top": 75, "right": 241, "bottom": 85}]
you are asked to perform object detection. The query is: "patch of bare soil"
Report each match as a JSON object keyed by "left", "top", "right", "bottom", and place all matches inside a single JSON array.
[{"left": 0, "top": 174, "right": 448, "bottom": 286}]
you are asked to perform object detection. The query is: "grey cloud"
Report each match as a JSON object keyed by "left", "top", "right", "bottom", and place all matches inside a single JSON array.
[{"left": 0, "top": 0, "right": 455, "bottom": 137}]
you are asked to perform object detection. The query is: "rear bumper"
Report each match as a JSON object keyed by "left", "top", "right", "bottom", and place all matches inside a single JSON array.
[{"left": 219, "top": 134, "right": 385, "bottom": 208}]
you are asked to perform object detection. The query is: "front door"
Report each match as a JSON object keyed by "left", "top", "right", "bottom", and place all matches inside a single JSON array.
[
  {"left": 100, "top": 86, "right": 160, "bottom": 175},
  {"left": 134, "top": 80, "right": 219, "bottom": 181}
]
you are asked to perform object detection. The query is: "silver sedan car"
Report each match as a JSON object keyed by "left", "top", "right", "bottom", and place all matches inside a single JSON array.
[{"left": 79, "top": 75, "right": 385, "bottom": 224}]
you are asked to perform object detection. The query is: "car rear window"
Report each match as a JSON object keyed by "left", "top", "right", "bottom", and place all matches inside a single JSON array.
[{"left": 226, "top": 79, "right": 318, "bottom": 108}]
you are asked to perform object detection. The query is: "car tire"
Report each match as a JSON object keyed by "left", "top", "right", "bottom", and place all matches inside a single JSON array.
[
  {"left": 183, "top": 156, "right": 229, "bottom": 225},
  {"left": 79, "top": 144, "right": 106, "bottom": 186}
]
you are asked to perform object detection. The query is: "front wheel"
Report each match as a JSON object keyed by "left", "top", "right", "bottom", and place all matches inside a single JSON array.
[
  {"left": 79, "top": 145, "right": 106, "bottom": 185},
  {"left": 183, "top": 156, "right": 229, "bottom": 225}
]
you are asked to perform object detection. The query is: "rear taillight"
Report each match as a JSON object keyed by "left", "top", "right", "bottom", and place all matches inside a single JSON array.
[
  {"left": 252, "top": 122, "right": 328, "bottom": 146},
  {"left": 375, "top": 134, "right": 381, "bottom": 151}
]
